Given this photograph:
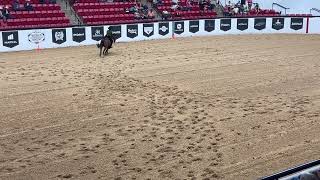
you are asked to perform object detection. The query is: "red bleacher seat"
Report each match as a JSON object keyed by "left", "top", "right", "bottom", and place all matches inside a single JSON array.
[
  {"left": 73, "top": 0, "right": 154, "bottom": 25},
  {"left": 0, "top": 1, "right": 70, "bottom": 31}
]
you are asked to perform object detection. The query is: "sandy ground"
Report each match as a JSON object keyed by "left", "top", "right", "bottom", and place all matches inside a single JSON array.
[{"left": 0, "top": 34, "right": 320, "bottom": 180}]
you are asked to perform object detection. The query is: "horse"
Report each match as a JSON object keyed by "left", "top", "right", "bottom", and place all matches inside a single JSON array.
[{"left": 96, "top": 36, "right": 116, "bottom": 57}]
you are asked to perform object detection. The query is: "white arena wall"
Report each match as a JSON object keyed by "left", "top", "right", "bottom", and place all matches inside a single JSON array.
[{"left": 0, "top": 17, "right": 319, "bottom": 53}]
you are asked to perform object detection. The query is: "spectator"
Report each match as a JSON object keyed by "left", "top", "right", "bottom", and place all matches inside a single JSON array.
[
  {"left": 227, "top": 0, "right": 231, "bottom": 7},
  {"left": 185, "top": 0, "right": 192, "bottom": 11},
  {"left": 172, "top": 0, "right": 178, "bottom": 5},
  {"left": 236, "top": 0, "right": 241, "bottom": 6},
  {"left": 175, "top": 10, "right": 181, "bottom": 17},
  {"left": 171, "top": 4, "right": 179, "bottom": 11},
  {"left": 254, "top": 3, "right": 259, "bottom": 10},
  {"left": 142, "top": 4, "right": 148, "bottom": 14},
  {"left": 162, "top": 10, "right": 170, "bottom": 20},
  {"left": 134, "top": 11, "right": 140, "bottom": 19},
  {"left": 247, "top": 0, "right": 252, "bottom": 10},
  {"left": 49, "top": 0, "right": 57, "bottom": 3},
  {"left": 233, "top": 6, "right": 239, "bottom": 15},
  {"left": 2, "top": 6, "right": 11, "bottom": 21},
  {"left": 142, "top": 4, "right": 148, "bottom": 10},
  {"left": 199, "top": 0, "right": 204, "bottom": 11},
  {"left": 0, "top": 6, "right": 4, "bottom": 20},
  {"left": 12, "top": 0, "right": 21, "bottom": 11},
  {"left": 153, "top": 0, "right": 162, "bottom": 6},
  {"left": 208, "top": 0, "right": 215, "bottom": 10},
  {"left": 24, "top": 0, "right": 34, "bottom": 11},
  {"left": 243, "top": 3, "right": 248, "bottom": 12},
  {"left": 140, "top": 11, "right": 147, "bottom": 19},
  {"left": 129, "top": 5, "right": 138, "bottom": 13},
  {"left": 147, "top": 9, "right": 154, "bottom": 18}
]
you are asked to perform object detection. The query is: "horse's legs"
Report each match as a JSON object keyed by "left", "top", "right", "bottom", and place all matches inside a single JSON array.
[
  {"left": 99, "top": 47, "right": 102, "bottom": 57},
  {"left": 103, "top": 47, "right": 107, "bottom": 56}
]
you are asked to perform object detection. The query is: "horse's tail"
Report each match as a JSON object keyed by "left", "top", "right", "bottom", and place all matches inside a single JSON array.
[{"left": 97, "top": 39, "right": 105, "bottom": 48}]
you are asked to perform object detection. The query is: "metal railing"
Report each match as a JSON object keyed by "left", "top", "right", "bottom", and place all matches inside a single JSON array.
[
  {"left": 310, "top": 8, "right": 320, "bottom": 15},
  {"left": 272, "top": 3, "right": 290, "bottom": 15},
  {"left": 65, "top": 0, "right": 83, "bottom": 25}
]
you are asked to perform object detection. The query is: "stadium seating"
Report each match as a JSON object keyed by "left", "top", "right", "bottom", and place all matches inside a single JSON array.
[
  {"left": 221, "top": 1, "right": 286, "bottom": 17},
  {"left": 0, "top": 1, "right": 70, "bottom": 30},
  {"left": 73, "top": 0, "right": 156, "bottom": 25},
  {"left": 153, "top": 0, "right": 217, "bottom": 20}
]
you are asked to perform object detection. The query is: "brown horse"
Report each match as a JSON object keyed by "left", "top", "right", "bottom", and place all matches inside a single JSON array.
[{"left": 96, "top": 37, "right": 116, "bottom": 57}]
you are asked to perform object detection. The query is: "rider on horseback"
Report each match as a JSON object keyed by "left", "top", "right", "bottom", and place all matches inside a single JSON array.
[{"left": 104, "top": 27, "right": 114, "bottom": 48}]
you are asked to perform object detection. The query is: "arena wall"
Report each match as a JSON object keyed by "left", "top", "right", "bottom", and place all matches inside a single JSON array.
[{"left": 0, "top": 17, "right": 320, "bottom": 53}]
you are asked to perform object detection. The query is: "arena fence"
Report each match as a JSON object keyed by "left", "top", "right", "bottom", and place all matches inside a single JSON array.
[
  {"left": 259, "top": 159, "right": 320, "bottom": 180},
  {"left": 1, "top": 17, "right": 320, "bottom": 52}
]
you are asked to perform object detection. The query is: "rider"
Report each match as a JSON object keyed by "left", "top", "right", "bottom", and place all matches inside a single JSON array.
[{"left": 104, "top": 27, "right": 114, "bottom": 48}]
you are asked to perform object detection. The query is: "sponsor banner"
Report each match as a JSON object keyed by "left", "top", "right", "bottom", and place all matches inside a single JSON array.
[
  {"left": 28, "top": 31, "right": 45, "bottom": 44},
  {"left": 127, "top": 24, "right": 138, "bottom": 38},
  {"left": 237, "top": 18, "right": 248, "bottom": 31},
  {"left": 52, "top": 29, "right": 66, "bottom": 44},
  {"left": 272, "top": 18, "right": 285, "bottom": 30},
  {"left": 143, "top": 23, "right": 154, "bottom": 37},
  {"left": 2, "top": 31, "right": 19, "bottom": 48},
  {"left": 158, "top": 22, "right": 169, "bottom": 36},
  {"left": 204, "top": 19, "right": 215, "bottom": 32},
  {"left": 72, "top": 27, "right": 86, "bottom": 43},
  {"left": 91, "top": 26, "right": 104, "bottom": 41},
  {"left": 291, "top": 18, "right": 303, "bottom": 30},
  {"left": 220, "top": 19, "right": 231, "bottom": 31},
  {"left": 189, "top": 20, "right": 199, "bottom": 33},
  {"left": 174, "top": 21, "right": 184, "bottom": 34},
  {"left": 254, "top": 18, "right": 266, "bottom": 30},
  {"left": 109, "top": 26, "right": 122, "bottom": 39}
]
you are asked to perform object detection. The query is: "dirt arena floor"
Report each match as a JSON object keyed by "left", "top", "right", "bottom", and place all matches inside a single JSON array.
[{"left": 0, "top": 34, "right": 320, "bottom": 180}]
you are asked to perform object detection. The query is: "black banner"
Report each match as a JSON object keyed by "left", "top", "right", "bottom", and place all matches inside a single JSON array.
[
  {"left": 220, "top": 19, "right": 231, "bottom": 31},
  {"left": 189, "top": 20, "right": 199, "bottom": 33},
  {"left": 91, "top": 26, "right": 104, "bottom": 41},
  {"left": 159, "top": 22, "right": 169, "bottom": 36},
  {"left": 204, "top": 20, "right": 215, "bottom": 32},
  {"left": 2, "top": 31, "right": 19, "bottom": 48},
  {"left": 272, "top": 18, "right": 284, "bottom": 30},
  {"left": 72, "top": 27, "right": 86, "bottom": 43},
  {"left": 52, "top": 29, "right": 66, "bottom": 44},
  {"left": 237, "top": 18, "right": 248, "bottom": 31},
  {"left": 174, "top": 21, "right": 184, "bottom": 34},
  {"left": 127, "top": 24, "right": 138, "bottom": 38},
  {"left": 290, "top": 18, "right": 303, "bottom": 30},
  {"left": 143, "top": 23, "right": 154, "bottom": 37},
  {"left": 109, "top": 26, "right": 122, "bottom": 40},
  {"left": 254, "top": 18, "right": 266, "bottom": 30}
]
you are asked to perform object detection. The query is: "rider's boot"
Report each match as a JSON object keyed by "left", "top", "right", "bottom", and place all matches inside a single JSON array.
[{"left": 108, "top": 37, "right": 113, "bottom": 48}]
